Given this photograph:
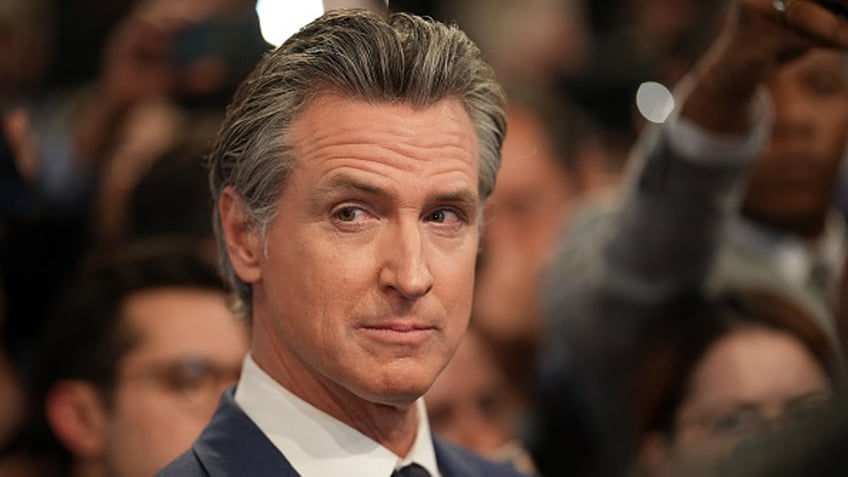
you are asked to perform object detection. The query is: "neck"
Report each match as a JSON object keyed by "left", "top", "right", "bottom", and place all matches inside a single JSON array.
[{"left": 251, "top": 318, "right": 420, "bottom": 457}]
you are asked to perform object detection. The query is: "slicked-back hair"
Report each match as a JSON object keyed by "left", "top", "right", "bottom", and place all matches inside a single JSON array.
[{"left": 208, "top": 9, "right": 507, "bottom": 319}]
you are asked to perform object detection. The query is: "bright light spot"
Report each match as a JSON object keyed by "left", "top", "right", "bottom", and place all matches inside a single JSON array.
[
  {"left": 256, "top": 0, "right": 324, "bottom": 48},
  {"left": 636, "top": 81, "right": 675, "bottom": 124}
]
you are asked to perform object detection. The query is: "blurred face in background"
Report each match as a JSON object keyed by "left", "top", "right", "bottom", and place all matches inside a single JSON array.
[
  {"left": 425, "top": 331, "right": 512, "bottom": 457},
  {"left": 100, "top": 288, "right": 248, "bottom": 477},
  {"left": 473, "top": 106, "right": 575, "bottom": 346},
  {"left": 640, "top": 326, "right": 832, "bottom": 477},
  {"left": 742, "top": 50, "right": 848, "bottom": 237}
]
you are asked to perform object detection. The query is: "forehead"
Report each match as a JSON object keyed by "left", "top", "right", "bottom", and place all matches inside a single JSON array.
[
  {"left": 287, "top": 94, "right": 480, "bottom": 185},
  {"left": 119, "top": 288, "right": 243, "bottom": 360},
  {"left": 683, "top": 327, "right": 828, "bottom": 406}
]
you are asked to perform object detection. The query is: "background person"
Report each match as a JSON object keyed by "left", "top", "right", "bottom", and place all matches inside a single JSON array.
[
  {"left": 634, "top": 290, "right": 841, "bottom": 477},
  {"left": 2, "top": 240, "right": 248, "bottom": 477},
  {"left": 425, "top": 327, "right": 538, "bottom": 474},
  {"left": 533, "top": 1, "right": 848, "bottom": 475}
]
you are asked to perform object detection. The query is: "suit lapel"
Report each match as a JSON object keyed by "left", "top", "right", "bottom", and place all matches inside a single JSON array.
[
  {"left": 192, "top": 388, "right": 300, "bottom": 476},
  {"left": 192, "top": 390, "right": 500, "bottom": 477},
  {"left": 433, "top": 435, "right": 483, "bottom": 477}
]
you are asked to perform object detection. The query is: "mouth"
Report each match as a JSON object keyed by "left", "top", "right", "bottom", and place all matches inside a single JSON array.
[{"left": 357, "top": 321, "right": 438, "bottom": 345}]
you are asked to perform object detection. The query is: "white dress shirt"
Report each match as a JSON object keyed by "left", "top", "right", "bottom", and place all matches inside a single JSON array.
[{"left": 234, "top": 355, "right": 441, "bottom": 477}]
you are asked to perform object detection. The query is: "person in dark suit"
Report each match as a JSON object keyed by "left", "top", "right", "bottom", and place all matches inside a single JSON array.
[{"left": 159, "top": 8, "right": 527, "bottom": 477}]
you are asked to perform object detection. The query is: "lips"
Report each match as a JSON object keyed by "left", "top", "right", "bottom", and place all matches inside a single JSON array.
[
  {"left": 364, "top": 321, "right": 434, "bottom": 332},
  {"left": 357, "top": 320, "right": 438, "bottom": 345}
]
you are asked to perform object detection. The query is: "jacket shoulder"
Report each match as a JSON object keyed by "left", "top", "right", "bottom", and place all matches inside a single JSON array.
[
  {"left": 157, "top": 449, "right": 208, "bottom": 477},
  {"left": 434, "top": 437, "right": 534, "bottom": 477}
]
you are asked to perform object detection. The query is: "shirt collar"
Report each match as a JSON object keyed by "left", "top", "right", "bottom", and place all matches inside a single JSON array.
[{"left": 233, "top": 354, "right": 440, "bottom": 477}]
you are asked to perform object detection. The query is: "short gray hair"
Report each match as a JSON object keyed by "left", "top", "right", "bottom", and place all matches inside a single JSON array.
[{"left": 209, "top": 9, "right": 507, "bottom": 319}]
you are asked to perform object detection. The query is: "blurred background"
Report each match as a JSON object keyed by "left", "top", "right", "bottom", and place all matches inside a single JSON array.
[{"left": 4, "top": 1, "right": 847, "bottom": 476}]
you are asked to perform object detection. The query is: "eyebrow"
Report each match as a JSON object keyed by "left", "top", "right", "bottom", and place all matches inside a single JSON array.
[
  {"left": 314, "top": 175, "right": 385, "bottom": 198},
  {"left": 431, "top": 189, "right": 479, "bottom": 210},
  {"left": 314, "top": 174, "right": 480, "bottom": 208}
]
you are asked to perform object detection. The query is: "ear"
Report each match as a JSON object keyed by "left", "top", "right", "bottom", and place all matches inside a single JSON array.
[
  {"left": 218, "top": 186, "right": 263, "bottom": 284},
  {"left": 44, "top": 381, "right": 108, "bottom": 458},
  {"left": 637, "top": 431, "right": 675, "bottom": 477}
]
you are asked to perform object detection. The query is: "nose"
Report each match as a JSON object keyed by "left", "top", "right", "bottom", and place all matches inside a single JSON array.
[{"left": 380, "top": 218, "right": 434, "bottom": 300}]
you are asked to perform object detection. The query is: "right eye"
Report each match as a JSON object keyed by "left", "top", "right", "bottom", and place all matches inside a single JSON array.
[
  {"left": 334, "top": 206, "right": 364, "bottom": 222},
  {"left": 163, "top": 361, "right": 216, "bottom": 397}
]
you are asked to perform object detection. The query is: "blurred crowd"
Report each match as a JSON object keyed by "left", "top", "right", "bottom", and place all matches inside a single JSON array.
[{"left": 1, "top": 0, "right": 848, "bottom": 476}]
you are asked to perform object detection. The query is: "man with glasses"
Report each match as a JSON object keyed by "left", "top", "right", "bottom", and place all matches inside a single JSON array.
[{"left": 26, "top": 241, "right": 248, "bottom": 477}]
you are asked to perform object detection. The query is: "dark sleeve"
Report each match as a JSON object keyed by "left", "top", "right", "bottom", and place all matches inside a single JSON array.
[{"left": 529, "top": 122, "right": 755, "bottom": 477}]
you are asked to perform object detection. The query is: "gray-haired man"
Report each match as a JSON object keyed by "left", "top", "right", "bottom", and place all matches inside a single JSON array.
[{"left": 158, "top": 9, "right": 528, "bottom": 477}]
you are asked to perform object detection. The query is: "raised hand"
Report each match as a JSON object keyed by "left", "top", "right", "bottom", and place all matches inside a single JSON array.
[{"left": 681, "top": 0, "right": 848, "bottom": 133}]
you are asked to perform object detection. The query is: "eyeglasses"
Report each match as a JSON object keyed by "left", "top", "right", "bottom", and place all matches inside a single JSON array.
[
  {"left": 678, "top": 394, "right": 832, "bottom": 439},
  {"left": 119, "top": 357, "right": 241, "bottom": 411}
]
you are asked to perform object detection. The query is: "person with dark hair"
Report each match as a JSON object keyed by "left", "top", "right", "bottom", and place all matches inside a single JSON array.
[
  {"left": 17, "top": 240, "right": 248, "bottom": 477},
  {"left": 471, "top": 91, "right": 595, "bottom": 413},
  {"left": 158, "top": 8, "right": 526, "bottom": 477},
  {"left": 634, "top": 289, "right": 841, "bottom": 477},
  {"left": 533, "top": 1, "right": 848, "bottom": 476}
]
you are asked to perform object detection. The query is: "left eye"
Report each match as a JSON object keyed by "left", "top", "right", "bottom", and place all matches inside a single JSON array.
[{"left": 424, "top": 209, "right": 461, "bottom": 224}]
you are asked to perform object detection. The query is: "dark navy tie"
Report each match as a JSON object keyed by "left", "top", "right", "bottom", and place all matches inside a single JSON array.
[{"left": 392, "top": 463, "right": 432, "bottom": 477}]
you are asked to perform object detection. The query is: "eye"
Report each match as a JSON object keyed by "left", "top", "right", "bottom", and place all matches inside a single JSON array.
[
  {"left": 709, "top": 408, "right": 761, "bottom": 436},
  {"left": 803, "top": 70, "right": 847, "bottom": 97},
  {"left": 330, "top": 205, "right": 377, "bottom": 230},
  {"left": 787, "top": 396, "right": 831, "bottom": 424},
  {"left": 334, "top": 206, "right": 363, "bottom": 222},
  {"left": 424, "top": 208, "right": 463, "bottom": 224},
  {"left": 163, "top": 361, "right": 215, "bottom": 395}
]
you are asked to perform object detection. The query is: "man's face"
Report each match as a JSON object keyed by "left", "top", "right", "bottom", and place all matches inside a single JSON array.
[
  {"left": 104, "top": 288, "right": 248, "bottom": 477},
  {"left": 247, "top": 95, "right": 480, "bottom": 408},
  {"left": 742, "top": 50, "right": 848, "bottom": 231}
]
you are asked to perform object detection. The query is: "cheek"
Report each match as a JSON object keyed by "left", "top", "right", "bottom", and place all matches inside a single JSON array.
[
  {"left": 819, "top": 124, "right": 848, "bottom": 166},
  {"left": 437, "top": 246, "right": 477, "bottom": 307}
]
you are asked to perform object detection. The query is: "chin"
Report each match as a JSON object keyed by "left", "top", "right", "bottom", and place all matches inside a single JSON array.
[{"left": 358, "top": 370, "right": 438, "bottom": 407}]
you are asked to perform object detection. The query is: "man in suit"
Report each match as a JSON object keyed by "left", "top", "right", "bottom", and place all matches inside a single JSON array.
[
  {"left": 159, "top": 9, "right": 526, "bottom": 477},
  {"left": 532, "top": 1, "right": 848, "bottom": 476}
]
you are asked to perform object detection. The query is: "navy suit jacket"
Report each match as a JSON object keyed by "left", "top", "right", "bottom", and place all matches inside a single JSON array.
[{"left": 157, "top": 388, "right": 531, "bottom": 477}]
